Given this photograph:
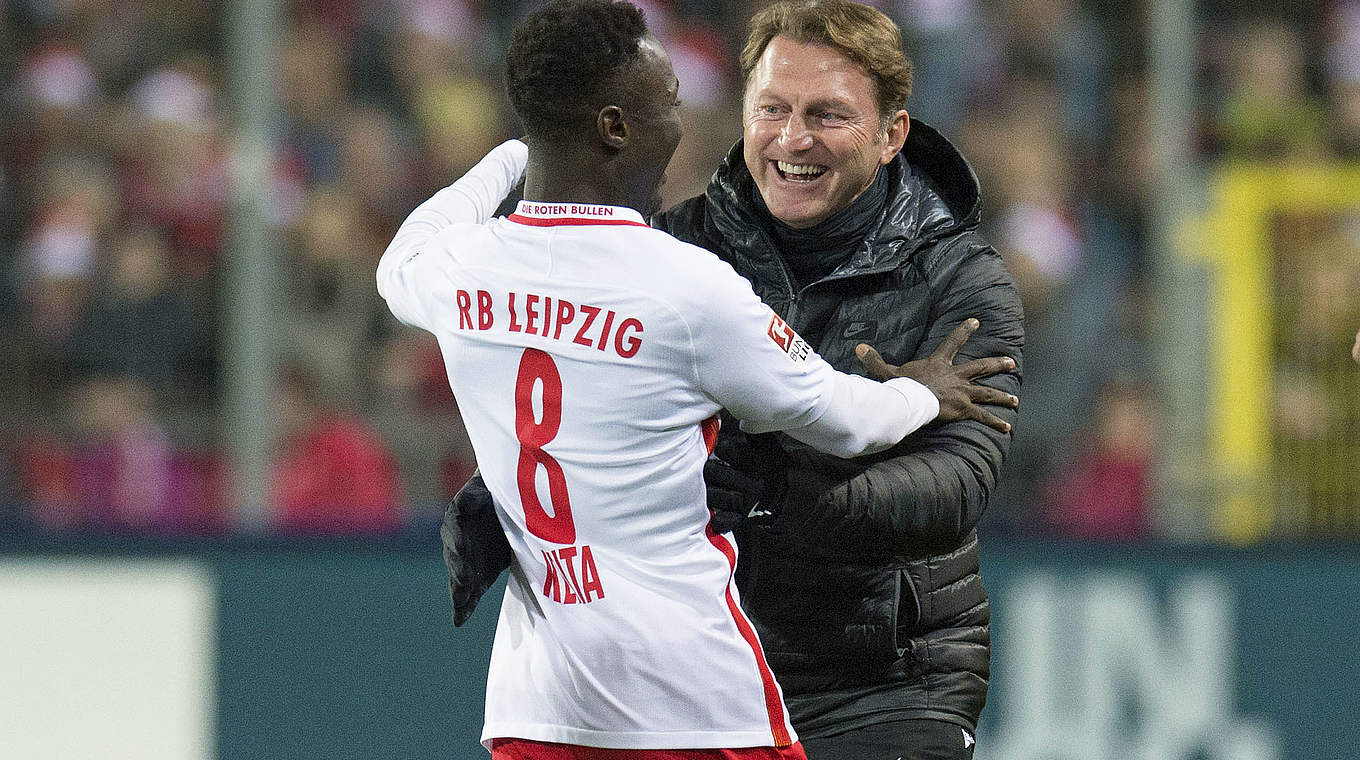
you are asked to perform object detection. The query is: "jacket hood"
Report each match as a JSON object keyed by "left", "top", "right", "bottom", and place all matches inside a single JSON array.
[{"left": 701, "top": 118, "right": 983, "bottom": 277}]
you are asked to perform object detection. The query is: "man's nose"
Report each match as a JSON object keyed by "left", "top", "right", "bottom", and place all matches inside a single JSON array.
[{"left": 778, "top": 115, "right": 814, "bottom": 151}]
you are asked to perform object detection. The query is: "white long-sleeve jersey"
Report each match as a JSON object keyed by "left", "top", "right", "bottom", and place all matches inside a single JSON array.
[{"left": 376, "top": 140, "right": 939, "bottom": 752}]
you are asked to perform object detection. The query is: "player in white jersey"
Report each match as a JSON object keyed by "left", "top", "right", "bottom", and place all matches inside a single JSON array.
[{"left": 376, "top": 3, "right": 1016, "bottom": 758}]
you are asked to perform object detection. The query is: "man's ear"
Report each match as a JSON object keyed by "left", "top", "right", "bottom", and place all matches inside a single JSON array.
[
  {"left": 879, "top": 109, "right": 909, "bottom": 164},
  {"left": 597, "top": 105, "right": 630, "bottom": 150}
]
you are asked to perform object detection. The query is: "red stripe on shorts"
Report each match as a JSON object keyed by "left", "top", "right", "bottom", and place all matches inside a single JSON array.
[{"left": 490, "top": 738, "right": 807, "bottom": 759}]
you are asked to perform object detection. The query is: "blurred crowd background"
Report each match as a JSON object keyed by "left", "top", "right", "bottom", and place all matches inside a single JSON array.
[{"left": 1, "top": 0, "right": 1357, "bottom": 541}]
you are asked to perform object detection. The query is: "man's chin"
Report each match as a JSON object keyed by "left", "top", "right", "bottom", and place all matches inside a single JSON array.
[
  {"left": 763, "top": 198, "right": 829, "bottom": 229},
  {"left": 755, "top": 181, "right": 834, "bottom": 228}
]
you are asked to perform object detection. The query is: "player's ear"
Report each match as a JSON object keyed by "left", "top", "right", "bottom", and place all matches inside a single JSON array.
[{"left": 597, "top": 105, "right": 630, "bottom": 150}]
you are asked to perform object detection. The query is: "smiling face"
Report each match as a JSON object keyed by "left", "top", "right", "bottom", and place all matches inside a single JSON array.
[{"left": 742, "top": 35, "right": 907, "bottom": 228}]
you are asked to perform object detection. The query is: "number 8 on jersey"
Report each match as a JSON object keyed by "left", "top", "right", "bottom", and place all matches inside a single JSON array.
[{"left": 514, "top": 348, "right": 575, "bottom": 544}]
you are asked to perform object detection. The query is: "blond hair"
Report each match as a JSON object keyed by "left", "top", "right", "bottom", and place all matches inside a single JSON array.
[{"left": 740, "top": 0, "right": 913, "bottom": 126}]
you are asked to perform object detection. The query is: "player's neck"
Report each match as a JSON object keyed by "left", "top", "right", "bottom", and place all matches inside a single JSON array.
[{"left": 523, "top": 150, "right": 635, "bottom": 212}]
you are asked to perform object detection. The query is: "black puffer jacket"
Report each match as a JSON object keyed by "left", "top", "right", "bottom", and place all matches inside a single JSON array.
[{"left": 654, "top": 120, "right": 1024, "bottom": 735}]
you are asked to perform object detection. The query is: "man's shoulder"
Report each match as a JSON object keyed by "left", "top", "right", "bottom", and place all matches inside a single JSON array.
[
  {"left": 910, "top": 226, "right": 1004, "bottom": 280},
  {"left": 652, "top": 194, "right": 708, "bottom": 239}
]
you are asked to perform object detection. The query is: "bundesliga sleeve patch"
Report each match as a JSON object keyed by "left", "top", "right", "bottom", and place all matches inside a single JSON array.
[{"left": 766, "top": 314, "right": 812, "bottom": 363}]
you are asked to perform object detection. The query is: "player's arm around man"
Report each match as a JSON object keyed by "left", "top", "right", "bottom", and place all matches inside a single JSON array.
[{"left": 375, "top": 2, "right": 1024, "bottom": 757}]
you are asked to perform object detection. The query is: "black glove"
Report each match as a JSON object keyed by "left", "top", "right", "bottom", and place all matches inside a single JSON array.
[
  {"left": 440, "top": 471, "right": 512, "bottom": 627},
  {"left": 704, "top": 421, "right": 791, "bottom": 534},
  {"left": 704, "top": 456, "right": 770, "bottom": 534}
]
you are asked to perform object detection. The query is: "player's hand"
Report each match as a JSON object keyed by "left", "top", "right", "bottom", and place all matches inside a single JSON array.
[
  {"left": 855, "top": 318, "right": 1018, "bottom": 433},
  {"left": 1352, "top": 327, "right": 1359, "bottom": 365}
]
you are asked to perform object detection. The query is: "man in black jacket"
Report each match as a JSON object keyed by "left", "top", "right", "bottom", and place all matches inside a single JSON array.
[{"left": 651, "top": 2, "right": 1023, "bottom": 758}]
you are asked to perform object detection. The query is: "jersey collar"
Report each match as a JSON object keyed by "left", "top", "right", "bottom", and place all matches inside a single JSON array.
[{"left": 508, "top": 200, "right": 649, "bottom": 228}]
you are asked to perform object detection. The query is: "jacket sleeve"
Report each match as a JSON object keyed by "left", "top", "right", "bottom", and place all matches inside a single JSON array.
[
  {"left": 441, "top": 471, "right": 512, "bottom": 627},
  {"left": 783, "top": 237, "right": 1025, "bottom": 554}
]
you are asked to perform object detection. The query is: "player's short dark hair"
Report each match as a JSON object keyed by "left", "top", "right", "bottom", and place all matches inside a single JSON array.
[{"left": 506, "top": 0, "right": 649, "bottom": 142}]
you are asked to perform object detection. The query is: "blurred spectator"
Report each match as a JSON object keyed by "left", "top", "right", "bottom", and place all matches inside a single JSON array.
[
  {"left": 270, "top": 364, "right": 403, "bottom": 535},
  {"left": 280, "top": 20, "right": 350, "bottom": 183},
  {"left": 1101, "top": 73, "right": 1159, "bottom": 219},
  {"left": 1044, "top": 378, "right": 1159, "bottom": 540},
  {"left": 21, "top": 200, "right": 97, "bottom": 344},
  {"left": 12, "top": 429, "right": 81, "bottom": 531},
  {"left": 65, "top": 225, "right": 197, "bottom": 390},
  {"left": 116, "top": 59, "right": 229, "bottom": 282},
  {"left": 1210, "top": 18, "right": 1328, "bottom": 160},
  {"left": 2, "top": 0, "right": 1357, "bottom": 541},
  {"left": 974, "top": 0, "right": 1108, "bottom": 150},
  {"left": 394, "top": 7, "right": 507, "bottom": 184},
  {"left": 1325, "top": 0, "right": 1360, "bottom": 156},
  {"left": 366, "top": 330, "right": 477, "bottom": 515},
  {"left": 280, "top": 185, "right": 387, "bottom": 406},
  {"left": 893, "top": 0, "right": 982, "bottom": 135},
  {"left": 11, "top": 36, "right": 104, "bottom": 160},
  {"left": 9, "top": 156, "right": 113, "bottom": 413},
  {"left": 962, "top": 67, "right": 1155, "bottom": 528},
  {"left": 336, "top": 105, "right": 420, "bottom": 229},
  {"left": 13, "top": 375, "right": 221, "bottom": 533},
  {"left": 66, "top": 375, "right": 178, "bottom": 532},
  {"left": 1268, "top": 213, "right": 1360, "bottom": 519}
]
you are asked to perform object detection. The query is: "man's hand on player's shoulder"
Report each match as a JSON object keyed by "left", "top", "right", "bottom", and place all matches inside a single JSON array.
[{"left": 855, "top": 318, "right": 1018, "bottom": 433}]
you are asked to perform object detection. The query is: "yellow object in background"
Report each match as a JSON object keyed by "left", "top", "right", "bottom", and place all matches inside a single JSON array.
[{"left": 1201, "top": 164, "right": 1360, "bottom": 542}]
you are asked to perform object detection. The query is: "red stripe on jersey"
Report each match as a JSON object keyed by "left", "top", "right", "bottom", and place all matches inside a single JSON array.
[
  {"left": 507, "top": 214, "right": 650, "bottom": 228},
  {"left": 704, "top": 521, "right": 792, "bottom": 748},
  {"left": 701, "top": 416, "right": 721, "bottom": 455},
  {"left": 490, "top": 738, "right": 807, "bottom": 759}
]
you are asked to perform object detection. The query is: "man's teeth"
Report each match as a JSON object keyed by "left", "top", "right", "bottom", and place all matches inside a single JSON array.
[{"left": 777, "top": 161, "right": 826, "bottom": 177}]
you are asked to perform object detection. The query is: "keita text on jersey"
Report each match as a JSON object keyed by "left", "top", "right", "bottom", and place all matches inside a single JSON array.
[{"left": 542, "top": 544, "right": 605, "bottom": 605}]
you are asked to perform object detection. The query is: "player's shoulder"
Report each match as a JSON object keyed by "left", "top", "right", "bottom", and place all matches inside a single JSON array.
[
  {"left": 612, "top": 220, "right": 724, "bottom": 267},
  {"left": 625, "top": 225, "right": 749, "bottom": 290},
  {"left": 420, "top": 218, "right": 504, "bottom": 261}
]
